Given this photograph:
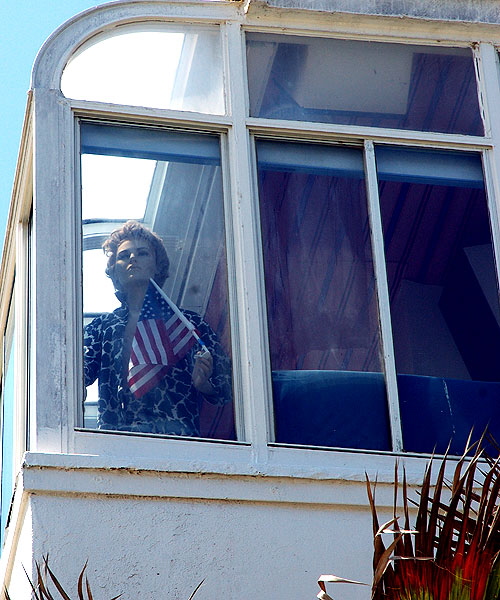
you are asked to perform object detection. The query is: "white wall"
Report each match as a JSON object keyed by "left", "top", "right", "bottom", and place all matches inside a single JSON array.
[
  {"left": 2, "top": 459, "right": 405, "bottom": 600},
  {"left": 28, "top": 494, "right": 373, "bottom": 599}
]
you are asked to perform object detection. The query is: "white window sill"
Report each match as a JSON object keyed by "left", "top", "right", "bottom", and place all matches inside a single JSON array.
[{"left": 26, "top": 430, "right": 454, "bottom": 501}]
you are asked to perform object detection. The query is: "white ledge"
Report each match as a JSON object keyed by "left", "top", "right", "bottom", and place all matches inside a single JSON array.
[
  {"left": 21, "top": 453, "right": 394, "bottom": 507},
  {"left": 19, "top": 450, "right": 448, "bottom": 509}
]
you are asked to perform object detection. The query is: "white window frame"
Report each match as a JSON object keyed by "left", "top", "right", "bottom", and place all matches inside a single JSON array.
[{"left": 26, "top": 1, "right": 500, "bottom": 483}]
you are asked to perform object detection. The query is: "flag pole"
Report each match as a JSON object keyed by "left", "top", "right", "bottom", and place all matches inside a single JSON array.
[{"left": 150, "top": 279, "right": 209, "bottom": 354}]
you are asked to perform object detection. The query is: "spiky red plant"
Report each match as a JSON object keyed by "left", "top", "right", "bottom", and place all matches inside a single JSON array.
[
  {"left": 318, "top": 440, "right": 500, "bottom": 600},
  {"left": 369, "top": 443, "right": 500, "bottom": 600}
]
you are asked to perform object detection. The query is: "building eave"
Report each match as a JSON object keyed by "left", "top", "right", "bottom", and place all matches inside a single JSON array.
[{"left": 251, "top": 0, "right": 500, "bottom": 26}]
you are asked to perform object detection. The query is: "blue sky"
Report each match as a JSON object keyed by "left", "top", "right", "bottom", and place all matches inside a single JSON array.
[{"left": 0, "top": 1, "right": 108, "bottom": 256}]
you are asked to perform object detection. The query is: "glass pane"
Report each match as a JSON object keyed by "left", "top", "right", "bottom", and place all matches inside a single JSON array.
[
  {"left": 377, "top": 147, "right": 500, "bottom": 454},
  {"left": 257, "top": 140, "right": 390, "bottom": 451},
  {"left": 81, "top": 123, "right": 234, "bottom": 440},
  {"left": 62, "top": 24, "right": 224, "bottom": 114},
  {"left": 247, "top": 34, "right": 482, "bottom": 135}
]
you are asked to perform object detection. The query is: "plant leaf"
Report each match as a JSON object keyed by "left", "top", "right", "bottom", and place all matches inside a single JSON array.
[{"left": 188, "top": 579, "right": 205, "bottom": 600}]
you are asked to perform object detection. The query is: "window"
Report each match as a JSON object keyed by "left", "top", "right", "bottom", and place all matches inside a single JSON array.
[
  {"left": 257, "top": 140, "right": 500, "bottom": 454},
  {"left": 377, "top": 147, "right": 500, "bottom": 454},
  {"left": 42, "top": 9, "right": 500, "bottom": 458},
  {"left": 256, "top": 141, "right": 389, "bottom": 450},
  {"left": 62, "top": 24, "right": 224, "bottom": 114},
  {"left": 81, "top": 123, "right": 235, "bottom": 440},
  {"left": 246, "top": 33, "right": 482, "bottom": 135},
  {"left": 244, "top": 31, "right": 500, "bottom": 456}
]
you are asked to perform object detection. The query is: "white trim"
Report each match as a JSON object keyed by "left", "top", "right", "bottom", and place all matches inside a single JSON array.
[
  {"left": 244, "top": 4, "right": 500, "bottom": 46},
  {"left": 218, "top": 130, "right": 246, "bottom": 441},
  {"left": 257, "top": 0, "right": 500, "bottom": 26},
  {"left": 17, "top": 458, "right": 413, "bottom": 507},
  {"left": 0, "top": 97, "right": 33, "bottom": 341},
  {"left": 218, "top": 24, "right": 246, "bottom": 443},
  {"left": 22, "top": 448, "right": 438, "bottom": 492},
  {"left": 31, "top": 89, "right": 76, "bottom": 453},
  {"left": 242, "top": 23, "right": 480, "bottom": 48},
  {"left": 0, "top": 472, "right": 30, "bottom": 591},
  {"left": 246, "top": 118, "right": 491, "bottom": 149},
  {"left": 224, "top": 20, "right": 273, "bottom": 453},
  {"left": 13, "top": 223, "right": 29, "bottom": 468},
  {"left": 477, "top": 44, "right": 500, "bottom": 318},
  {"left": 364, "top": 141, "right": 403, "bottom": 452},
  {"left": 69, "top": 99, "right": 234, "bottom": 129}
]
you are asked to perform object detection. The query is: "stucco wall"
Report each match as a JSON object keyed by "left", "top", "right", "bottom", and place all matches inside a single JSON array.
[
  {"left": 22, "top": 491, "right": 377, "bottom": 600},
  {"left": 2, "top": 458, "right": 408, "bottom": 600}
]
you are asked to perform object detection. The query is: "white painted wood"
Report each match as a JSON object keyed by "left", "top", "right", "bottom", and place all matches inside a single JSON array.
[
  {"left": 245, "top": 3, "right": 500, "bottom": 46},
  {"left": 20, "top": 0, "right": 499, "bottom": 466},
  {"left": 69, "top": 99, "right": 233, "bottom": 128},
  {"left": 13, "top": 223, "right": 29, "bottom": 468},
  {"left": 20, "top": 450, "right": 427, "bottom": 504},
  {"left": 477, "top": 44, "right": 500, "bottom": 305},
  {"left": 363, "top": 141, "right": 403, "bottom": 452},
  {"left": 224, "top": 19, "right": 273, "bottom": 455},
  {"left": 31, "top": 88, "right": 76, "bottom": 453},
  {"left": 246, "top": 117, "right": 491, "bottom": 149},
  {"left": 259, "top": 0, "right": 500, "bottom": 25},
  {"left": 0, "top": 97, "right": 33, "bottom": 341},
  {"left": 0, "top": 477, "right": 30, "bottom": 595}
]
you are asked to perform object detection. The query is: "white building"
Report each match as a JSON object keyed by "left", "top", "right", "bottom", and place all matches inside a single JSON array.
[{"left": 2, "top": 0, "right": 500, "bottom": 597}]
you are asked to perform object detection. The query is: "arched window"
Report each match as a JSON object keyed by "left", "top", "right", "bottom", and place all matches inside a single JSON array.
[{"left": 62, "top": 24, "right": 224, "bottom": 114}]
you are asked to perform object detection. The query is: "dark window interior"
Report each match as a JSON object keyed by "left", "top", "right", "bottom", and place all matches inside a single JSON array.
[
  {"left": 378, "top": 147, "right": 500, "bottom": 454},
  {"left": 257, "top": 141, "right": 391, "bottom": 451},
  {"left": 258, "top": 141, "right": 500, "bottom": 454}
]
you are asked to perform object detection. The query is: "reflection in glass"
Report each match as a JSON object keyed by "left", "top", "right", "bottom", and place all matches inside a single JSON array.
[
  {"left": 247, "top": 33, "right": 482, "bottom": 135},
  {"left": 63, "top": 25, "right": 224, "bottom": 114},
  {"left": 82, "top": 155, "right": 155, "bottom": 221},
  {"left": 257, "top": 140, "right": 390, "bottom": 451},
  {"left": 81, "top": 123, "right": 234, "bottom": 440},
  {"left": 377, "top": 147, "right": 500, "bottom": 453}
]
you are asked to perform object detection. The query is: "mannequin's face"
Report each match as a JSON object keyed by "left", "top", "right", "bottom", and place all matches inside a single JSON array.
[{"left": 113, "top": 237, "right": 157, "bottom": 291}]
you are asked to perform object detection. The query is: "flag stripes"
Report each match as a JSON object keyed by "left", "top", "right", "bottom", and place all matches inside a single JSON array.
[
  {"left": 127, "top": 282, "right": 198, "bottom": 398},
  {"left": 128, "top": 364, "right": 167, "bottom": 397}
]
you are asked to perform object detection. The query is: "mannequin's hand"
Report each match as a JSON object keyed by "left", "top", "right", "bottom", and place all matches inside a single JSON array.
[{"left": 192, "top": 350, "right": 215, "bottom": 395}]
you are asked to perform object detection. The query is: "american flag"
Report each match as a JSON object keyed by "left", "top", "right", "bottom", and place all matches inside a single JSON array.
[{"left": 127, "top": 281, "right": 199, "bottom": 398}]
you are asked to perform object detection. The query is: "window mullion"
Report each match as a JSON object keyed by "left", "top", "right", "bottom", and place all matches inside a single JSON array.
[
  {"left": 363, "top": 140, "right": 403, "bottom": 453},
  {"left": 223, "top": 21, "right": 272, "bottom": 455},
  {"left": 476, "top": 44, "right": 500, "bottom": 292}
]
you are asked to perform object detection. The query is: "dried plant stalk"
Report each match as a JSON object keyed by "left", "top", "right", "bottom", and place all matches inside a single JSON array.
[{"left": 3, "top": 556, "right": 203, "bottom": 600}]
